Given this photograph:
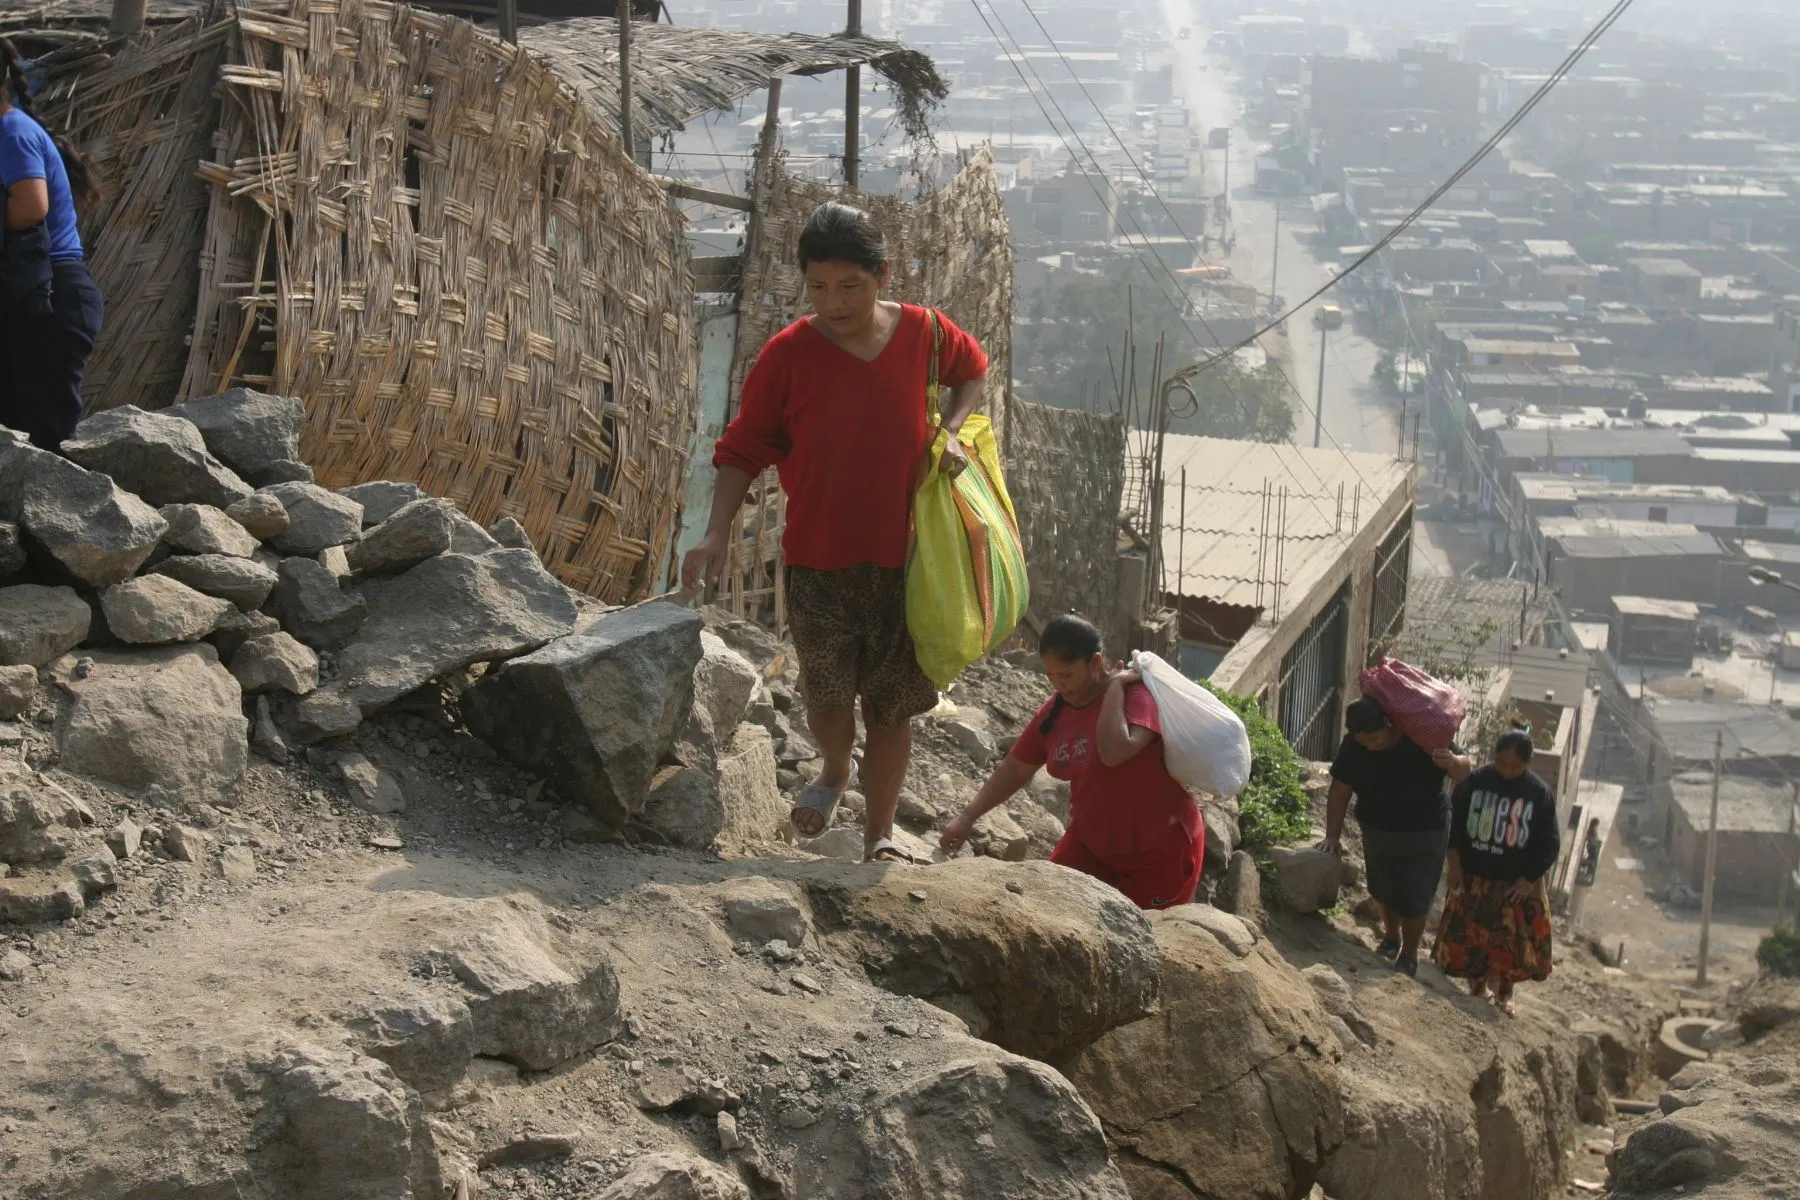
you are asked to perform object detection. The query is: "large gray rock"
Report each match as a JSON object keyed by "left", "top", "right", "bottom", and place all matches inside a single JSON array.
[
  {"left": 261, "top": 482, "right": 363, "bottom": 555},
  {"left": 230, "top": 632, "right": 318, "bottom": 696},
  {"left": 695, "top": 630, "right": 760, "bottom": 737},
  {"left": 0, "top": 584, "right": 91, "bottom": 667},
  {"left": 338, "top": 480, "right": 428, "bottom": 527},
  {"left": 596, "top": 1153, "right": 750, "bottom": 1200},
  {"left": 1066, "top": 919, "right": 1345, "bottom": 1200},
  {"left": 1270, "top": 846, "right": 1344, "bottom": 914},
  {"left": 210, "top": 607, "right": 281, "bottom": 661},
  {"left": 0, "top": 875, "right": 84, "bottom": 923},
  {"left": 0, "top": 766, "right": 90, "bottom": 864},
  {"left": 642, "top": 723, "right": 787, "bottom": 851},
  {"left": 487, "top": 516, "right": 532, "bottom": 550},
  {"left": 310, "top": 548, "right": 578, "bottom": 727},
  {"left": 269, "top": 556, "right": 367, "bottom": 648},
  {"left": 53, "top": 644, "right": 248, "bottom": 796},
  {"left": 159, "top": 502, "right": 260, "bottom": 558},
  {"left": 808, "top": 857, "right": 1160, "bottom": 1062},
  {"left": 164, "top": 388, "right": 304, "bottom": 485},
  {"left": 444, "top": 912, "right": 621, "bottom": 1071},
  {"left": 101, "top": 575, "right": 235, "bottom": 645},
  {"left": 0, "top": 663, "right": 34, "bottom": 719},
  {"left": 63, "top": 406, "right": 253, "bottom": 508},
  {"left": 345, "top": 497, "right": 455, "bottom": 576},
  {"left": 153, "top": 552, "right": 278, "bottom": 611},
  {"left": 335, "top": 751, "right": 405, "bottom": 813},
  {"left": 14, "top": 450, "right": 167, "bottom": 586},
  {"left": 464, "top": 601, "right": 700, "bottom": 826},
  {"left": 225, "top": 491, "right": 289, "bottom": 541},
  {"left": 0, "top": 519, "right": 23, "bottom": 580},
  {"left": 794, "top": 1058, "right": 1131, "bottom": 1200},
  {"left": 258, "top": 1045, "right": 439, "bottom": 1200},
  {"left": 1218, "top": 849, "right": 1262, "bottom": 917},
  {"left": 352, "top": 992, "right": 478, "bottom": 1101}
]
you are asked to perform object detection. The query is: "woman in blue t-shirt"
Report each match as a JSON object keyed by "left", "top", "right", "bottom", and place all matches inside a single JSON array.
[{"left": 0, "top": 37, "right": 103, "bottom": 451}]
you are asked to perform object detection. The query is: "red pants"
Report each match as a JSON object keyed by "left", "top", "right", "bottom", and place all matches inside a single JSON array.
[{"left": 1051, "top": 824, "right": 1204, "bottom": 910}]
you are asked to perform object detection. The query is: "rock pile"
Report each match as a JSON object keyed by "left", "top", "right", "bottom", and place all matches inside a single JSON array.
[{"left": 0, "top": 392, "right": 790, "bottom": 919}]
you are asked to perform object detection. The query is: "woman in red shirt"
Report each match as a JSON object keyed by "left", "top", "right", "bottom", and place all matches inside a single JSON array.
[
  {"left": 939, "top": 614, "right": 1205, "bottom": 909},
  {"left": 682, "top": 202, "right": 988, "bottom": 863}
]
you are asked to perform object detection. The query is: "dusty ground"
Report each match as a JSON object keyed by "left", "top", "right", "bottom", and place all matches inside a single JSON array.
[{"left": 1575, "top": 827, "right": 1776, "bottom": 993}]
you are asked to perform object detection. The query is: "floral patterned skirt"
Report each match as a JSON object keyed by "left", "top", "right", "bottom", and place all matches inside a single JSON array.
[{"left": 1432, "top": 875, "right": 1554, "bottom": 984}]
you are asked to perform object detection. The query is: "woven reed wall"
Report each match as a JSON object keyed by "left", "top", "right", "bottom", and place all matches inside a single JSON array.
[
  {"left": 36, "top": 14, "right": 228, "bottom": 417},
  {"left": 180, "top": 0, "right": 697, "bottom": 603},
  {"left": 717, "top": 149, "right": 1014, "bottom": 627},
  {"left": 1005, "top": 399, "right": 1127, "bottom": 653}
]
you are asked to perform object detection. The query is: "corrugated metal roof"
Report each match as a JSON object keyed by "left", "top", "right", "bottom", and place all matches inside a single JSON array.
[
  {"left": 1553, "top": 531, "right": 1723, "bottom": 560},
  {"left": 1156, "top": 436, "right": 1412, "bottom": 610},
  {"left": 1493, "top": 427, "right": 1694, "bottom": 459},
  {"left": 1655, "top": 701, "right": 1800, "bottom": 762}
]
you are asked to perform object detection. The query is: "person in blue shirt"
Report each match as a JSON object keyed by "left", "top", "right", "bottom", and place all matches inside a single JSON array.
[{"left": 0, "top": 37, "right": 103, "bottom": 451}]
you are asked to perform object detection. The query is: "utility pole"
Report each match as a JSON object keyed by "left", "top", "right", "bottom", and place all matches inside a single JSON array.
[
  {"left": 1314, "top": 322, "right": 1329, "bottom": 449},
  {"left": 109, "top": 0, "right": 146, "bottom": 38},
  {"left": 1220, "top": 128, "right": 1230, "bottom": 233},
  {"left": 618, "top": 1, "right": 636, "bottom": 165},
  {"left": 1696, "top": 730, "right": 1724, "bottom": 987},
  {"left": 1270, "top": 204, "right": 1281, "bottom": 312},
  {"left": 844, "top": 0, "right": 862, "bottom": 190}
]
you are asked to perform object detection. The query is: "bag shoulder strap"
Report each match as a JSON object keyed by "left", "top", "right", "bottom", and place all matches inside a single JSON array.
[{"left": 925, "top": 306, "right": 943, "bottom": 426}]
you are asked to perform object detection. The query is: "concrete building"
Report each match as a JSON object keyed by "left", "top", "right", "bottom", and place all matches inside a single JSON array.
[
  {"left": 1610, "top": 596, "right": 1701, "bottom": 665},
  {"left": 1669, "top": 772, "right": 1800, "bottom": 903},
  {"left": 1537, "top": 518, "right": 1724, "bottom": 613},
  {"left": 1152, "top": 437, "right": 1416, "bottom": 761}
]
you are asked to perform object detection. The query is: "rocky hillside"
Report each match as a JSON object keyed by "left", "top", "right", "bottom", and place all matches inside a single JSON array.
[{"left": 0, "top": 393, "right": 1677, "bottom": 1199}]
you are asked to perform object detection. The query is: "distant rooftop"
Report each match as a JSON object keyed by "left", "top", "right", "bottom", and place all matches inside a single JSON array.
[
  {"left": 1612, "top": 596, "right": 1702, "bottom": 620},
  {"left": 1627, "top": 257, "right": 1703, "bottom": 279},
  {"left": 1671, "top": 771, "right": 1798, "bottom": 834},
  {"left": 1516, "top": 474, "right": 1739, "bottom": 506},
  {"left": 1539, "top": 518, "right": 1721, "bottom": 560},
  {"left": 1492, "top": 426, "right": 1694, "bottom": 460}
]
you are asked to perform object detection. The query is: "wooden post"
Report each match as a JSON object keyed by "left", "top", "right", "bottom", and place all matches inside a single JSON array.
[
  {"left": 1696, "top": 730, "right": 1723, "bottom": 986},
  {"left": 109, "top": 0, "right": 147, "bottom": 38},
  {"left": 619, "top": 1, "right": 637, "bottom": 166},
  {"left": 497, "top": 0, "right": 517, "bottom": 44},
  {"left": 844, "top": 0, "right": 862, "bottom": 189}
]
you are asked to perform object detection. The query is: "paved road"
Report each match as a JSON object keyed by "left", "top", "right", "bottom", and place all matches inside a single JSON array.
[{"left": 1159, "top": 0, "right": 1407, "bottom": 458}]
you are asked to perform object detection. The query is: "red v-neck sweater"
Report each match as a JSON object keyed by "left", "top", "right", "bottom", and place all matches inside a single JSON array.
[{"left": 714, "top": 304, "right": 988, "bottom": 571}]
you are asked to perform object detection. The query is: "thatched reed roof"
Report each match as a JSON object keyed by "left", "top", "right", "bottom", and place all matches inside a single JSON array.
[{"left": 519, "top": 19, "right": 947, "bottom": 143}]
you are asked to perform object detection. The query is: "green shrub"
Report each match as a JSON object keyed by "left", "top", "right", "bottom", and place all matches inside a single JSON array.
[
  {"left": 1757, "top": 924, "right": 1800, "bottom": 979},
  {"left": 1201, "top": 684, "right": 1312, "bottom": 850}
]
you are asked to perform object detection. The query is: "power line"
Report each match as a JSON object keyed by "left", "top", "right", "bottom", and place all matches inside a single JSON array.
[
  {"left": 1185, "top": 0, "right": 1640, "bottom": 377},
  {"left": 970, "top": 0, "right": 1357, "bottom": 537},
  {"left": 988, "top": 0, "right": 1398, "bottom": 518}
]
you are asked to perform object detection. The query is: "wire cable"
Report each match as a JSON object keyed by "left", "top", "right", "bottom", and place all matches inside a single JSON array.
[
  {"left": 1184, "top": 0, "right": 1639, "bottom": 377},
  {"left": 971, "top": 0, "right": 1355, "bottom": 534}
]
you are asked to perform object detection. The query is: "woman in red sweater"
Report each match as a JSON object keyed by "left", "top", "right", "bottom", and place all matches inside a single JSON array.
[
  {"left": 682, "top": 202, "right": 989, "bottom": 863},
  {"left": 939, "top": 614, "right": 1205, "bottom": 909}
]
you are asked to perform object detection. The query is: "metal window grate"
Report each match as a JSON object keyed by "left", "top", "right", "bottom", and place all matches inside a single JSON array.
[
  {"left": 1368, "top": 515, "right": 1413, "bottom": 661},
  {"left": 1279, "top": 582, "right": 1351, "bottom": 762}
]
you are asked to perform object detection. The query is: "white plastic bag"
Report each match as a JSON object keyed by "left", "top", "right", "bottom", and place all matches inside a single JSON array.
[{"left": 1131, "top": 651, "right": 1252, "bottom": 798}]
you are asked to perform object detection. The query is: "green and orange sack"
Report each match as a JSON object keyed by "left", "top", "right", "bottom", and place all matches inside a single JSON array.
[{"left": 905, "top": 309, "right": 1029, "bottom": 690}]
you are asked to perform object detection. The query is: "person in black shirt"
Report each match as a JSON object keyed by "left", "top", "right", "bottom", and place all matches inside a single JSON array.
[
  {"left": 1322, "top": 697, "right": 1470, "bottom": 976},
  {"left": 1433, "top": 728, "right": 1561, "bottom": 1016}
]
